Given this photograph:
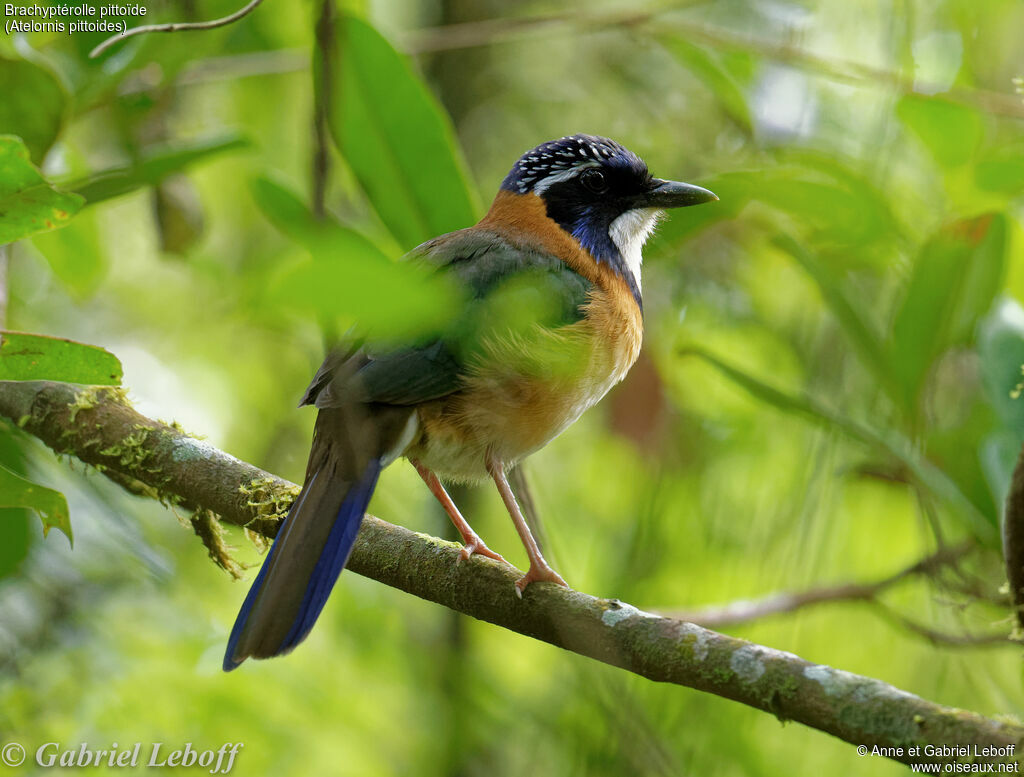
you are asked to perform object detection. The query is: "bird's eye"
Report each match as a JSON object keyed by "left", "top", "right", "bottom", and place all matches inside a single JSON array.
[{"left": 579, "top": 168, "right": 608, "bottom": 194}]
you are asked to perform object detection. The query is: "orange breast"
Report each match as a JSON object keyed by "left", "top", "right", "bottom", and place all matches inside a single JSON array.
[
  {"left": 406, "top": 191, "right": 643, "bottom": 482},
  {"left": 476, "top": 191, "right": 643, "bottom": 360}
]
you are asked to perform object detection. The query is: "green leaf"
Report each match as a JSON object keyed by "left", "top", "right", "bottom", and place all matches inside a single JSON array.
[
  {"left": 0, "top": 57, "right": 66, "bottom": 161},
  {"left": 770, "top": 179, "right": 878, "bottom": 244},
  {"left": 251, "top": 175, "right": 336, "bottom": 250},
  {"left": 655, "top": 171, "right": 750, "bottom": 244},
  {"left": 0, "top": 464, "right": 71, "bottom": 545},
  {"left": 978, "top": 298, "right": 1024, "bottom": 430},
  {"left": 0, "top": 433, "right": 34, "bottom": 578},
  {"left": 889, "top": 213, "right": 1007, "bottom": 406},
  {"left": 153, "top": 177, "right": 205, "bottom": 255},
  {"left": 896, "top": 95, "right": 983, "bottom": 168},
  {"left": 947, "top": 214, "right": 1008, "bottom": 339},
  {"left": 661, "top": 37, "right": 752, "bottom": 135},
  {"left": 768, "top": 153, "right": 902, "bottom": 250},
  {"left": 0, "top": 331, "right": 122, "bottom": 384},
  {"left": 322, "top": 15, "right": 480, "bottom": 249},
  {"left": 975, "top": 147, "right": 1024, "bottom": 196},
  {"left": 0, "top": 509, "right": 31, "bottom": 578},
  {"left": 31, "top": 206, "right": 107, "bottom": 299},
  {"left": 69, "top": 134, "right": 248, "bottom": 206},
  {"left": 980, "top": 429, "right": 1020, "bottom": 515},
  {"left": 252, "top": 176, "right": 462, "bottom": 339},
  {"left": 0, "top": 135, "right": 83, "bottom": 243},
  {"left": 683, "top": 346, "right": 996, "bottom": 543},
  {"left": 774, "top": 235, "right": 892, "bottom": 386},
  {"left": 662, "top": 162, "right": 898, "bottom": 250}
]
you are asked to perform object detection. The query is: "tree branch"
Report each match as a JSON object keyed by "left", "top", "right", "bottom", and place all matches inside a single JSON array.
[
  {"left": 2, "top": 379, "right": 1022, "bottom": 768},
  {"left": 89, "top": 0, "right": 266, "bottom": 59},
  {"left": 1004, "top": 441, "right": 1024, "bottom": 631},
  {"left": 402, "top": 9, "right": 1024, "bottom": 122},
  {"left": 664, "top": 543, "right": 1016, "bottom": 647}
]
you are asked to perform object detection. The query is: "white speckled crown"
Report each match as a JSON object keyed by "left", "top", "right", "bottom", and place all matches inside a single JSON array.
[{"left": 501, "top": 134, "right": 645, "bottom": 195}]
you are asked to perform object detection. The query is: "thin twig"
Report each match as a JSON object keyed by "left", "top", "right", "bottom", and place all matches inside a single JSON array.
[
  {"left": 89, "top": 0, "right": 266, "bottom": 59},
  {"left": 311, "top": 0, "right": 335, "bottom": 220},
  {"left": 2, "top": 379, "right": 1022, "bottom": 766},
  {"left": 402, "top": 9, "right": 1024, "bottom": 122},
  {"left": 662, "top": 544, "right": 976, "bottom": 627},
  {"left": 169, "top": 49, "right": 307, "bottom": 87},
  {"left": 663, "top": 543, "right": 1015, "bottom": 647},
  {"left": 870, "top": 602, "right": 1015, "bottom": 648}
]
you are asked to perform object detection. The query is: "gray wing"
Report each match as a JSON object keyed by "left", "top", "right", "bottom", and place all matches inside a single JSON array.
[{"left": 302, "top": 228, "right": 592, "bottom": 409}]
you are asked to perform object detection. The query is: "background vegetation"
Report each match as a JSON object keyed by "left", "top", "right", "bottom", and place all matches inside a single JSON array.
[{"left": 1, "top": 0, "right": 1023, "bottom": 774}]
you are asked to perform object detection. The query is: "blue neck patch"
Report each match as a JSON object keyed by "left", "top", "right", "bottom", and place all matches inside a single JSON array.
[{"left": 568, "top": 213, "right": 642, "bottom": 308}]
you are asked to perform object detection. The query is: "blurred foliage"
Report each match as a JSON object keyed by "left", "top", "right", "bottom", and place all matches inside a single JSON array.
[
  {"left": 252, "top": 174, "right": 462, "bottom": 338},
  {"left": 0, "top": 463, "right": 71, "bottom": 545},
  {"left": 0, "top": 136, "right": 82, "bottom": 243},
  {"left": 0, "top": 57, "right": 65, "bottom": 161},
  {"left": 0, "top": 0, "right": 1023, "bottom": 775},
  {"left": 322, "top": 14, "right": 480, "bottom": 249},
  {"left": 71, "top": 134, "right": 248, "bottom": 207}
]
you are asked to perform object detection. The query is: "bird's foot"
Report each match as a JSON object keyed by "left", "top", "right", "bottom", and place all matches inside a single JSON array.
[
  {"left": 514, "top": 562, "right": 569, "bottom": 598},
  {"left": 458, "top": 536, "right": 507, "bottom": 565}
]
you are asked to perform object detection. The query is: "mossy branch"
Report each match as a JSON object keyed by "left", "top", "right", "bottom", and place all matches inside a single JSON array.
[
  {"left": 1, "top": 380, "right": 1022, "bottom": 768},
  {"left": 1004, "top": 441, "right": 1024, "bottom": 632}
]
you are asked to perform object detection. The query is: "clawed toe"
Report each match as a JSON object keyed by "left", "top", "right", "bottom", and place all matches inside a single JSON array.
[
  {"left": 458, "top": 539, "right": 508, "bottom": 565},
  {"left": 514, "top": 564, "right": 569, "bottom": 597}
]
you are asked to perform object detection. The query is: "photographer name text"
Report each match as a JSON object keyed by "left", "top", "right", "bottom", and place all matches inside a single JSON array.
[{"left": 33, "top": 742, "right": 242, "bottom": 773}]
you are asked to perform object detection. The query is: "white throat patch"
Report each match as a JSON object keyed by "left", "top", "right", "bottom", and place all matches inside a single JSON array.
[{"left": 608, "top": 207, "right": 662, "bottom": 292}]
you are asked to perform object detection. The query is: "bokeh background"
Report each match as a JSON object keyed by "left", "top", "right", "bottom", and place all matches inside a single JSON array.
[{"left": 2, "top": 0, "right": 1024, "bottom": 774}]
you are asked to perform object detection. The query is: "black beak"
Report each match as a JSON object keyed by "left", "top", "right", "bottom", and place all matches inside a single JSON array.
[{"left": 641, "top": 179, "right": 718, "bottom": 208}]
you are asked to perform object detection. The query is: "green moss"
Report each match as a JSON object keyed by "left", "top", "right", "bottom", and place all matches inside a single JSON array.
[
  {"left": 56, "top": 388, "right": 137, "bottom": 459},
  {"left": 836, "top": 698, "right": 923, "bottom": 746},
  {"left": 191, "top": 507, "right": 244, "bottom": 579},
  {"left": 243, "top": 527, "right": 270, "bottom": 554},
  {"left": 772, "top": 671, "right": 801, "bottom": 700},
  {"left": 160, "top": 419, "right": 191, "bottom": 435},
  {"left": 678, "top": 624, "right": 710, "bottom": 662},
  {"left": 84, "top": 421, "right": 184, "bottom": 507},
  {"left": 239, "top": 476, "right": 300, "bottom": 542},
  {"left": 993, "top": 713, "right": 1024, "bottom": 727},
  {"left": 711, "top": 666, "right": 733, "bottom": 684},
  {"left": 99, "top": 427, "right": 154, "bottom": 469},
  {"left": 68, "top": 385, "right": 130, "bottom": 423},
  {"left": 411, "top": 531, "right": 461, "bottom": 557}
]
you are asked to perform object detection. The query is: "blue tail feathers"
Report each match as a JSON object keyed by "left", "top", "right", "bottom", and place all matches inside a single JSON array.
[{"left": 223, "top": 459, "right": 382, "bottom": 671}]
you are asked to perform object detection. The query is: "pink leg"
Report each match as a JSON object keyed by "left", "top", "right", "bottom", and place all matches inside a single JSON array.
[
  {"left": 412, "top": 460, "right": 507, "bottom": 564},
  {"left": 485, "top": 451, "right": 568, "bottom": 596}
]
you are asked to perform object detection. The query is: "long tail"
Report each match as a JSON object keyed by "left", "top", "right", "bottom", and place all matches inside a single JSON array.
[{"left": 223, "top": 405, "right": 412, "bottom": 671}]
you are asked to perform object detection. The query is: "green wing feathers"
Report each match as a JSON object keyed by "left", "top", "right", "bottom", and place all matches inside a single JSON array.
[{"left": 304, "top": 229, "right": 593, "bottom": 409}]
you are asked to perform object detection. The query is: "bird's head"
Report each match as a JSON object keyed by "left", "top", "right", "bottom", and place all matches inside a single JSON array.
[{"left": 500, "top": 134, "right": 717, "bottom": 305}]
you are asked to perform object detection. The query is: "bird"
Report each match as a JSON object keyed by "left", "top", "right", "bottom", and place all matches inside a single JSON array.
[{"left": 223, "top": 134, "right": 717, "bottom": 670}]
